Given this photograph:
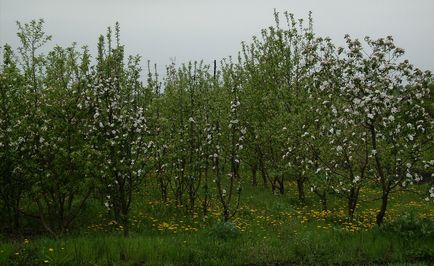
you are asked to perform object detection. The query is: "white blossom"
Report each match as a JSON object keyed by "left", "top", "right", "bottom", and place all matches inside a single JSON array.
[{"left": 353, "top": 176, "right": 361, "bottom": 183}]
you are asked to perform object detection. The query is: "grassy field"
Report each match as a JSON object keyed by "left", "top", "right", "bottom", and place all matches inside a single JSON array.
[{"left": 1, "top": 181, "right": 433, "bottom": 265}]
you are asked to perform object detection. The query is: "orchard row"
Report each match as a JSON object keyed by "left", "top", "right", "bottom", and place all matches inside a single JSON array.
[{"left": 0, "top": 12, "right": 432, "bottom": 237}]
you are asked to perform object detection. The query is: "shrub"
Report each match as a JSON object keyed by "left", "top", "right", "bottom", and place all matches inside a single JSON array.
[
  {"left": 207, "top": 221, "right": 240, "bottom": 241},
  {"left": 381, "top": 212, "right": 434, "bottom": 239}
]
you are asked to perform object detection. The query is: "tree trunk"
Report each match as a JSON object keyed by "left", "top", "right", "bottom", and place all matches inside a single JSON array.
[
  {"left": 257, "top": 147, "right": 268, "bottom": 188},
  {"left": 376, "top": 191, "right": 389, "bottom": 226},
  {"left": 121, "top": 212, "right": 130, "bottom": 237},
  {"left": 321, "top": 196, "right": 327, "bottom": 212},
  {"left": 202, "top": 183, "right": 209, "bottom": 215},
  {"left": 158, "top": 173, "right": 168, "bottom": 202},
  {"left": 223, "top": 207, "right": 230, "bottom": 222},
  {"left": 272, "top": 176, "right": 284, "bottom": 194},
  {"left": 203, "top": 162, "right": 209, "bottom": 215},
  {"left": 189, "top": 187, "right": 196, "bottom": 212},
  {"left": 348, "top": 186, "right": 360, "bottom": 220},
  {"left": 317, "top": 191, "right": 328, "bottom": 211},
  {"left": 251, "top": 164, "right": 258, "bottom": 186},
  {"left": 11, "top": 196, "right": 21, "bottom": 232},
  {"left": 279, "top": 176, "right": 285, "bottom": 194},
  {"left": 259, "top": 161, "right": 268, "bottom": 187},
  {"left": 296, "top": 178, "right": 305, "bottom": 203}
]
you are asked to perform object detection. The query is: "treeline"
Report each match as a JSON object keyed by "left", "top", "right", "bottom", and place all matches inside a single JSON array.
[{"left": 0, "top": 12, "right": 433, "bottom": 238}]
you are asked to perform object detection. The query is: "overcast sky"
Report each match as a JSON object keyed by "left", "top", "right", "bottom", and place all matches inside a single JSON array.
[{"left": 1, "top": 0, "right": 433, "bottom": 74}]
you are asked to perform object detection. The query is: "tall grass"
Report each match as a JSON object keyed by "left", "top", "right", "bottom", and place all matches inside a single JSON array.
[{"left": 1, "top": 182, "right": 433, "bottom": 265}]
